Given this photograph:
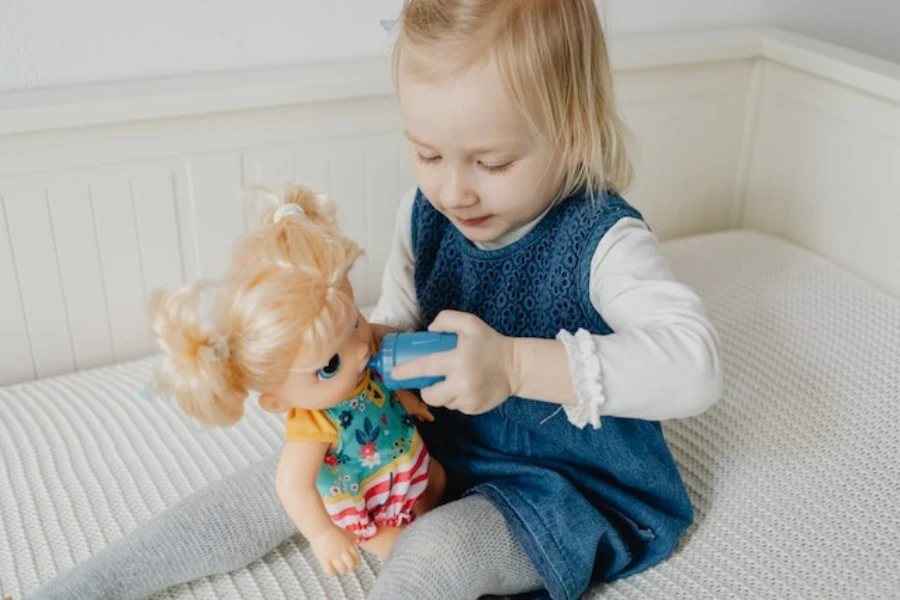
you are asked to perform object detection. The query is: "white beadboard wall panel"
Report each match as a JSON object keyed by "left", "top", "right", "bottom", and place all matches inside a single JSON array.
[
  {"left": 91, "top": 173, "right": 161, "bottom": 363},
  {"left": 182, "top": 151, "right": 244, "bottom": 282},
  {"left": 242, "top": 134, "right": 415, "bottom": 304},
  {"left": 2, "top": 184, "right": 76, "bottom": 379},
  {"left": 132, "top": 170, "right": 185, "bottom": 302},
  {"left": 0, "top": 194, "right": 35, "bottom": 382},
  {"left": 0, "top": 100, "right": 409, "bottom": 384},
  {"left": 2, "top": 29, "right": 899, "bottom": 384},
  {"left": 321, "top": 148, "right": 369, "bottom": 299},
  {"left": 742, "top": 61, "right": 900, "bottom": 296},
  {"left": 45, "top": 181, "right": 116, "bottom": 372},
  {"left": 617, "top": 60, "right": 754, "bottom": 239},
  {"left": 362, "top": 140, "right": 410, "bottom": 297},
  {"left": 0, "top": 63, "right": 750, "bottom": 386},
  {"left": 0, "top": 95, "right": 405, "bottom": 178}
]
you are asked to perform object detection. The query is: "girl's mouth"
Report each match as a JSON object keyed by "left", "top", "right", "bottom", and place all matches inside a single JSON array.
[{"left": 458, "top": 215, "right": 492, "bottom": 227}]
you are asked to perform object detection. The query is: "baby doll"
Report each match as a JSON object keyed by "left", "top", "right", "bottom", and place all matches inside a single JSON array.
[{"left": 147, "top": 184, "right": 445, "bottom": 576}]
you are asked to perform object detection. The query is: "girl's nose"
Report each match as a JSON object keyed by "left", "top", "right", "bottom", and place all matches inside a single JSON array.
[
  {"left": 442, "top": 188, "right": 477, "bottom": 210},
  {"left": 441, "top": 171, "right": 477, "bottom": 210}
]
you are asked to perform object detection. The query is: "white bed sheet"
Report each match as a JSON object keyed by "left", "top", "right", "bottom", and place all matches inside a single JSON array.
[{"left": 2, "top": 230, "right": 899, "bottom": 599}]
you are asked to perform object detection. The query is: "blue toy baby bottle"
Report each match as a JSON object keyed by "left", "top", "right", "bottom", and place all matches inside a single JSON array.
[{"left": 368, "top": 332, "right": 458, "bottom": 390}]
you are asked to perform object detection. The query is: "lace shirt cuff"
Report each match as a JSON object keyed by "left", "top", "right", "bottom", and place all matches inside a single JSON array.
[{"left": 556, "top": 328, "right": 605, "bottom": 429}]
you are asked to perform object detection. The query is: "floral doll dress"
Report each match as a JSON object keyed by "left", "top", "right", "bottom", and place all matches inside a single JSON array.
[{"left": 284, "top": 370, "right": 431, "bottom": 541}]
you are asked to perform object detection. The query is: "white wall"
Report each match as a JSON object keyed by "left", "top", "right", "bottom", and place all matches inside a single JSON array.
[
  {"left": 762, "top": 0, "right": 900, "bottom": 70},
  {"left": 1, "top": 0, "right": 899, "bottom": 93},
  {"left": 605, "top": 0, "right": 900, "bottom": 70}
]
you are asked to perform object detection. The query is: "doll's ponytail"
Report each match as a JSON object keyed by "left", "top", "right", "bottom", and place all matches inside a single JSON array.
[
  {"left": 148, "top": 282, "right": 248, "bottom": 426},
  {"left": 248, "top": 183, "right": 340, "bottom": 231},
  {"left": 148, "top": 183, "right": 363, "bottom": 427}
]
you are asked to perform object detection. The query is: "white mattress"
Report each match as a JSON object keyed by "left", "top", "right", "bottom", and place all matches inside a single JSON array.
[{"left": 2, "top": 230, "right": 899, "bottom": 599}]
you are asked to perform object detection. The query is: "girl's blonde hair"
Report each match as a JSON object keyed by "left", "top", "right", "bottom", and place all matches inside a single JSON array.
[
  {"left": 148, "top": 184, "right": 363, "bottom": 426},
  {"left": 394, "top": 0, "right": 633, "bottom": 198}
]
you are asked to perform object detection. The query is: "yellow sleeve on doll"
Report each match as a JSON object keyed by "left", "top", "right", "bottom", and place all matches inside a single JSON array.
[{"left": 285, "top": 408, "right": 340, "bottom": 444}]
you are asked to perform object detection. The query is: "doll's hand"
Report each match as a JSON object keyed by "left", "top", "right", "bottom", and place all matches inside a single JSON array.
[
  {"left": 395, "top": 389, "right": 435, "bottom": 422},
  {"left": 407, "top": 400, "right": 435, "bottom": 422},
  {"left": 391, "top": 311, "right": 517, "bottom": 415},
  {"left": 310, "top": 526, "right": 361, "bottom": 576}
]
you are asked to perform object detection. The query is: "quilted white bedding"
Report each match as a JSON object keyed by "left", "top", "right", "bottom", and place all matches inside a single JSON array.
[{"left": 2, "top": 230, "right": 899, "bottom": 599}]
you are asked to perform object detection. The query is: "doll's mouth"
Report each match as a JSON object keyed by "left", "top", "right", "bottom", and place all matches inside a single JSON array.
[{"left": 357, "top": 357, "right": 370, "bottom": 384}]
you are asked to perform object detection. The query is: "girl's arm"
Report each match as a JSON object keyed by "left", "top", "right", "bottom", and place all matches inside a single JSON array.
[
  {"left": 393, "top": 218, "right": 721, "bottom": 425},
  {"left": 275, "top": 440, "right": 360, "bottom": 575},
  {"left": 367, "top": 188, "right": 422, "bottom": 333},
  {"left": 513, "top": 217, "right": 722, "bottom": 425}
]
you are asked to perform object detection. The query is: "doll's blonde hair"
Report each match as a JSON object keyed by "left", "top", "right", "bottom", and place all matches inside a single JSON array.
[
  {"left": 393, "top": 0, "right": 633, "bottom": 198},
  {"left": 148, "top": 184, "right": 363, "bottom": 426}
]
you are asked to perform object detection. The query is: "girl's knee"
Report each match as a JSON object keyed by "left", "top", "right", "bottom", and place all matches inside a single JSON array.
[{"left": 388, "top": 508, "right": 474, "bottom": 570}]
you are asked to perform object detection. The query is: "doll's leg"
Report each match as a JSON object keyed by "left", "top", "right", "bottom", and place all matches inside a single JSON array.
[
  {"left": 414, "top": 458, "right": 446, "bottom": 516},
  {"left": 30, "top": 452, "right": 296, "bottom": 600},
  {"left": 360, "top": 526, "right": 406, "bottom": 559},
  {"left": 360, "top": 459, "right": 447, "bottom": 559},
  {"left": 368, "top": 494, "right": 544, "bottom": 599}
]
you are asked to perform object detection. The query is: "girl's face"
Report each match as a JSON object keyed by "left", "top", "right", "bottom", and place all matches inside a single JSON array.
[{"left": 398, "top": 57, "right": 564, "bottom": 244}]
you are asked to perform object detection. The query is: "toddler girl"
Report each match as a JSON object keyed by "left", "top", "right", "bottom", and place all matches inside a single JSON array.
[{"left": 33, "top": 1, "right": 721, "bottom": 598}]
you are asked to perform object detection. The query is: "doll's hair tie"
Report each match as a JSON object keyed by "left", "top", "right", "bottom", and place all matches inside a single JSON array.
[
  {"left": 204, "top": 334, "right": 230, "bottom": 362},
  {"left": 195, "top": 283, "right": 230, "bottom": 362},
  {"left": 273, "top": 203, "right": 305, "bottom": 224}
]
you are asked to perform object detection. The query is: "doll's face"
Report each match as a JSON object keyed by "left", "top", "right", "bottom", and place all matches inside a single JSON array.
[{"left": 260, "top": 309, "right": 375, "bottom": 414}]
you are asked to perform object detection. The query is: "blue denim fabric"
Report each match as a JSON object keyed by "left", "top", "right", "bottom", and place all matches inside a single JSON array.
[{"left": 411, "top": 189, "right": 693, "bottom": 600}]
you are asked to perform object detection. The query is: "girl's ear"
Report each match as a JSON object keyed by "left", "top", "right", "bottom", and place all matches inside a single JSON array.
[{"left": 259, "top": 392, "right": 289, "bottom": 414}]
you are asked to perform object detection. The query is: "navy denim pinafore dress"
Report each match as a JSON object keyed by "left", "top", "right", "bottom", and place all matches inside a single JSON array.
[{"left": 410, "top": 189, "right": 693, "bottom": 600}]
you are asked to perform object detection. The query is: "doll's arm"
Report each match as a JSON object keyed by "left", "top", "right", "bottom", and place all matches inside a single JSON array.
[
  {"left": 395, "top": 389, "right": 434, "bottom": 422},
  {"left": 275, "top": 440, "right": 360, "bottom": 575},
  {"left": 370, "top": 322, "right": 403, "bottom": 346}
]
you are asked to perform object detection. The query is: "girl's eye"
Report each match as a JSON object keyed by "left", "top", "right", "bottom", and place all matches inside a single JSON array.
[
  {"left": 415, "top": 153, "right": 441, "bottom": 165},
  {"left": 318, "top": 354, "right": 341, "bottom": 380},
  {"left": 479, "top": 161, "right": 513, "bottom": 174}
]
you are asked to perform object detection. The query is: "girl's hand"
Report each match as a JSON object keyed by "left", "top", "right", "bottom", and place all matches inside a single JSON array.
[
  {"left": 309, "top": 525, "right": 361, "bottom": 576},
  {"left": 391, "top": 310, "right": 518, "bottom": 415}
]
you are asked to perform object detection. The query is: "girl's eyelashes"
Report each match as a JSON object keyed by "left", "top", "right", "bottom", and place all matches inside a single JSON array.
[
  {"left": 318, "top": 354, "right": 342, "bottom": 380},
  {"left": 415, "top": 152, "right": 515, "bottom": 173},
  {"left": 415, "top": 150, "right": 516, "bottom": 174},
  {"left": 415, "top": 152, "right": 441, "bottom": 165},
  {"left": 479, "top": 161, "right": 513, "bottom": 174}
]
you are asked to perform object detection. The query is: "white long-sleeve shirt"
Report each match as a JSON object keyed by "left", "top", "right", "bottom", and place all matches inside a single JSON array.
[{"left": 369, "top": 189, "right": 722, "bottom": 427}]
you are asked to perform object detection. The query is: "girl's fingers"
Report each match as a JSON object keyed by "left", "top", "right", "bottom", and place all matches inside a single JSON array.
[
  {"left": 419, "top": 379, "right": 457, "bottom": 408},
  {"left": 391, "top": 351, "right": 450, "bottom": 381},
  {"left": 428, "top": 309, "right": 480, "bottom": 335}
]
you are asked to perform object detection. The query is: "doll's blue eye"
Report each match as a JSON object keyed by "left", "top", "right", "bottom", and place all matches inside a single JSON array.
[{"left": 318, "top": 354, "right": 341, "bottom": 380}]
